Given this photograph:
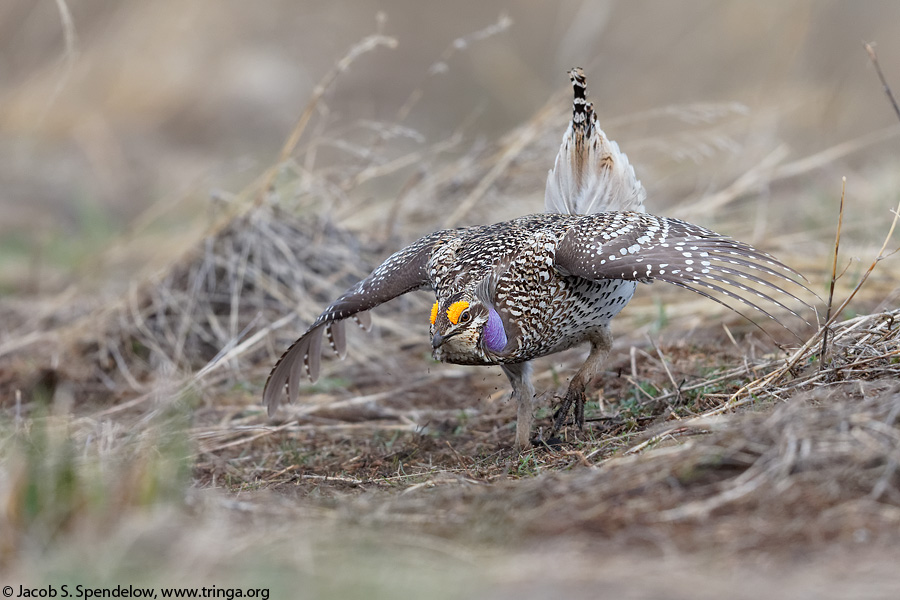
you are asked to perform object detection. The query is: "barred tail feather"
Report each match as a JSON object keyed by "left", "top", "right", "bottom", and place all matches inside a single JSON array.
[{"left": 545, "top": 67, "right": 646, "bottom": 216}]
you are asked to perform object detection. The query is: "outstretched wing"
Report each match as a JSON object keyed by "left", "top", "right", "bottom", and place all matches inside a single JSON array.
[
  {"left": 545, "top": 67, "right": 646, "bottom": 216},
  {"left": 554, "top": 212, "right": 816, "bottom": 333},
  {"left": 263, "top": 229, "right": 458, "bottom": 415}
]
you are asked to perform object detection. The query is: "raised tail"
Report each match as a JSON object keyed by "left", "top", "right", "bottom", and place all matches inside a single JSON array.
[{"left": 545, "top": 67, "right": 646, "bottom": 216}]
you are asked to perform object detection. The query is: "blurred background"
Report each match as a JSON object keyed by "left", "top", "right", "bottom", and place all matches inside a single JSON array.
[
  {"left": 2, "top": 0, "right": 900, "bottom": 297},
  {"left": 4, "top": 3, "right": 900, "bottom": 595}
]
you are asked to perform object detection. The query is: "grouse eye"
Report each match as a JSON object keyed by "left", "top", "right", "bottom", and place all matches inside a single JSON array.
[{"left": 459, "top": 310, "right": 471, "bottom": 323}]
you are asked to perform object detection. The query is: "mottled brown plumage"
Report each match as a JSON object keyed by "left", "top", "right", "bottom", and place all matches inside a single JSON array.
[{"left": 264, "top": 68, "right": 813, "bottom": 448}]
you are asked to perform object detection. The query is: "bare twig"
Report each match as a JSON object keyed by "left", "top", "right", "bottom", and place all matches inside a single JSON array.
[
  {"left": 865, "top": 42, "right": 900, "bottom": 123},
  {"left": 441, "top": 118, "right": 543, "bottom": 227},
  {"left": 396, "top": 13, "right": 512, "bottom": 122},
  {"left": 825, "top": 199, "right": 900, "bottom": 324},
  {"left": 648, "top": 336, "right": 681, "bottom": 402},
  {"left": 820, "top": 177, "right": 846, "bottom": 369},
  {"left": 717, "top": 197, "right": 900, "bottom": 414},
  {"left": 40, "top": 0, "right": 79, "bottom": 121},
  {"left": 254, "top": 32, "right": 398, "bottom": 205},
  {"left": 678, "top": 127, "right": 900, "bottom": 217},
  {"left": 445, "top": 441, "right": 476, "bottom": 478}
]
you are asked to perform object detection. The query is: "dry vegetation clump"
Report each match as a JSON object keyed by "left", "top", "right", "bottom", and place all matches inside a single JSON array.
[
  {"left": 0, "top": 204, "right": 396, "bottom": 416},
  {"left": 86, "top": 207, "right": 381, "bottom": 386},
  {"left": 355, "top": 379, "right": 900, "bottom": 554}
]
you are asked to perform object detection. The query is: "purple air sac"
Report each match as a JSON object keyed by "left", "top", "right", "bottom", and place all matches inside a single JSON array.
[{"left": 483, "top": 307, "right": 508, "bottom": 352}]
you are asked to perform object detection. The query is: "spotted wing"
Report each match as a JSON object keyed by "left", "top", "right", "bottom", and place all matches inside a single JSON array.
[
  {"left": 554, "top": 212, "right": 816, "bottom": 333},
  {"left": 263, "top": 229, "right": 458, "bottom": 416}
]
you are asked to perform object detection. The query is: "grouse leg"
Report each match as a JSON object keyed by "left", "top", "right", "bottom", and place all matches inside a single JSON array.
[
  {"left": 551, "top": 325, "right": 613, "bottom": 438},
  {"left": 501, "top": 362, "right": 535, "bottom": 449}
]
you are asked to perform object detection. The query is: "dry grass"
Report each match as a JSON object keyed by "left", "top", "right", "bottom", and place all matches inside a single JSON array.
[
  {"left": 3, "top": 9, "right": 900, "bottom": 597},
  {"left": 358, "top": 379, "right": 900, "bottom": 550}
]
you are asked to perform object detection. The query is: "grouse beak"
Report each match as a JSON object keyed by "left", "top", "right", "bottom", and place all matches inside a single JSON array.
[{"left": 432, "top": 330, "right": 460, "bottom": 348}]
